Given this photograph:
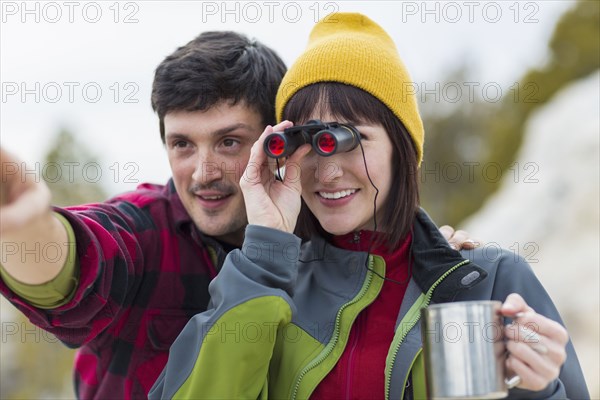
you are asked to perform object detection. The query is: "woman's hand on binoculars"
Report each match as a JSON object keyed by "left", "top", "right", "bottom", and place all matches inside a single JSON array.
[
  {"left": 240, "top": 121, "right": 312, "bottom": 234},
  {"left": 501, "top": 293, "right": 569, "bottom": 392}
]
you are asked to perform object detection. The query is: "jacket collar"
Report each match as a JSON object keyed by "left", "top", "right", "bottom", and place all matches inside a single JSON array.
[{"left": 411, "top": 209, "right": 488, "bottom": 302}]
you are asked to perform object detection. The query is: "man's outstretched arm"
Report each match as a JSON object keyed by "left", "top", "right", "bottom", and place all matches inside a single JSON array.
[{"left": 0, "top": 148, "right": 71, "bottom": 285}]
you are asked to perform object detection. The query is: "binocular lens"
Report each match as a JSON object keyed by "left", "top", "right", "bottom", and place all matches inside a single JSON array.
[
  {"left": 313, "top": 126, "right": 359, "bottom": 157},
  {"left": 316, "top": 132, "right": 336, "bottom": 154},
  {"left": 264, "top": 131, "right": 309, "bottom": 158},
  {"left": 266, "top": 135, "right": 285, "bottom": 157}
]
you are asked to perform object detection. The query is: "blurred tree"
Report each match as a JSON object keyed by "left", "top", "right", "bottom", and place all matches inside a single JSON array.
[
  {"left": 0, "top": 129, "right": 107, "bottom": 399},
  {"left": 419, "top": 68, "right": 496, "bottom": 224},
  {"left": 44, "top": 128, "right": 107, "bottom": 206},
  {"left": 485, "top": 0, "right": 600, "bottom": 183},
  {"left": 421, "top": 0, "right": 600, "bottom": 226}
]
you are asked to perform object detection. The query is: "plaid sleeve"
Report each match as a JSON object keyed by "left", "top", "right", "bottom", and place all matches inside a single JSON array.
[{"left": 0, "top": 197, "right": 159, "bottom": 348}]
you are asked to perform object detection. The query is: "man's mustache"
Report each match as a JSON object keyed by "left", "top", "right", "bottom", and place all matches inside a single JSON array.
[{"left": 189, "top": 181, "right": 237, "bottom": 195}]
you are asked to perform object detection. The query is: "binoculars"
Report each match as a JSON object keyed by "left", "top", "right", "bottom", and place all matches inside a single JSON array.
[{"left": 263, "top": 120, "right": 361, "bottom": 159}]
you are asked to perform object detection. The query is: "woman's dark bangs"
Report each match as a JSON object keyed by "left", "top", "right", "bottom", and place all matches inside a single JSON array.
[{"left": 283, "top": 83, "right": 387, "bottom": 125}]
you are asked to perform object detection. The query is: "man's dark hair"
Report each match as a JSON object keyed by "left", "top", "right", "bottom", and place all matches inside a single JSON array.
[
  {"left": 152, "top": 31, "right": 287, "bottom": 142},
  {"left": 284, "top": 83, "right": 420, "bottom": 248}
]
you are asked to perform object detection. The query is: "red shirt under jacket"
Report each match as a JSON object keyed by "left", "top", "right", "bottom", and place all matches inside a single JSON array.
[{"left": 311, "top": 230, "right": 413, "bottom": 400}]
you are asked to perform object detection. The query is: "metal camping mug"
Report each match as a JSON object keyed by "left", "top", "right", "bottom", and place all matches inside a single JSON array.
[{"left": 420, "top": 301, "right": 521, "bottom": 399}]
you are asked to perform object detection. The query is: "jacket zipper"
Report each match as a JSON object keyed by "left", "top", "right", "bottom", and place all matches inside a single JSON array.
[
  {"left": 290, "top": 256, "right": 375, "bottom": 400},
  {"left": 384, "top": 259, "right": 470, "bottom": 400}
]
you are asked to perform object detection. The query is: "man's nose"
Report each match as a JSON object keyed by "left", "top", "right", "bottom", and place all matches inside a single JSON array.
[{"left": 191, "top": 151, "right": 223, "bottom": 185}]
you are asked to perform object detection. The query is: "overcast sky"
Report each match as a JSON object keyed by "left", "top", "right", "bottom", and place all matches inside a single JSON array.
[{"left": 1, "top": 0, "right": 574, "bottom": 195}]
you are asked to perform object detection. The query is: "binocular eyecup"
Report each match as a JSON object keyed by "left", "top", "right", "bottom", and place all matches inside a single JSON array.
[{"left": 263, "top": 120, "right": 360, "bottom": 159}]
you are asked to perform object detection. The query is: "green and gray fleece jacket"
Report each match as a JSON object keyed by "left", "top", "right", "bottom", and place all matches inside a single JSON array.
[{"left": 149, "top": 210, "right": 589, "bottom": 400}]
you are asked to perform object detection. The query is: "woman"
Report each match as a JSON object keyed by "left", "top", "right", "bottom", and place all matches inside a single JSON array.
[{"left": 150, "top": 13, "right": 588, "bottom": 399}]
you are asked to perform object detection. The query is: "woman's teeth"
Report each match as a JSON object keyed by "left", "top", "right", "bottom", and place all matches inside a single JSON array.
[{"left": 318, "top": 189, "right": 356, "bottom": 199}]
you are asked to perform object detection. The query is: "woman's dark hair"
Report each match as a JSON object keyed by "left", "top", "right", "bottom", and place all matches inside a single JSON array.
[
  {"left": 152, "top": 31, "right": 287, "bottom": 142},
  {"left": 284, "top": 83, "right": 420, "bottom": 248}
]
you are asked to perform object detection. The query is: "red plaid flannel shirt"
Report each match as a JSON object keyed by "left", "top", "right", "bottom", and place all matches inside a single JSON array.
[{"left": 0, "top": 180, "right": 223, "bottom": 399}]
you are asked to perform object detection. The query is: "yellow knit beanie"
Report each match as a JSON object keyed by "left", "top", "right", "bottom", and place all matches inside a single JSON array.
[{"left": 276, "top": 12, "right": 424, "bottom": 165}]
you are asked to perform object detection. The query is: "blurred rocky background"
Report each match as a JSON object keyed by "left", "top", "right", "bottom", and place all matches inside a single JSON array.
[
  {"left": 420, "top": 2, "right": 599, "bottom": 394},
  {"left": 464, "top": 71, "right": 599, "bottom": 396}
]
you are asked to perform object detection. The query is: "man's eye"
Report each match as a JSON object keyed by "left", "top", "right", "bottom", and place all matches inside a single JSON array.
[
  {"left": 222, "top": 139, "right": 239, "bottom": 147},
  {"left": 173, "top": 140, "right": 188, "bottom": 149}
]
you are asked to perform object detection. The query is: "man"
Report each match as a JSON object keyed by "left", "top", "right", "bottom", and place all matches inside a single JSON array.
[{"left": 0, "top": 31, "right": 473, "bottom": 399}]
